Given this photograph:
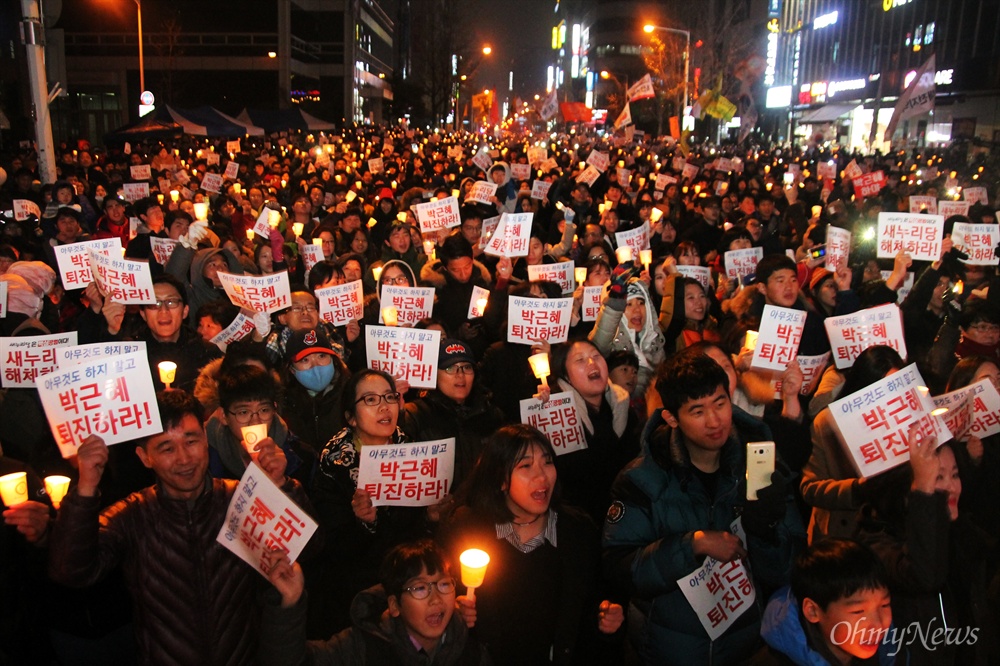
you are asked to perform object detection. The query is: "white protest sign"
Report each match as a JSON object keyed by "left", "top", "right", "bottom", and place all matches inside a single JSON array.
[
  {"left": 205, "top": 152, "right": 221, "bottom": 166},
  {"left": 526, "top": 146, "right": 548, "bottom": 165},
  {"left": 825, "top": 226, "right": 851, "bottom": 272},
  {"left": 824, "top": 303, "right": 907, "bottom": 369},
  {"left": 797, "top": 352, "right": 830, "bottom": 396},
  {"left": 672, "top": 157, "right": 687, "bottom": 172},
  {"left": 1, "top": 332, "right": 78, "bottom": 388},
  {"left": 750, "top": 305, "right": 806, "bottom": 372},
  {"left": 586, "top": 151, "right": 610, "bottom": 172},
  {"left": 483, "top": 212, "right": 532, "bottom": 258},
  {"left": 122, "top": 182, "right": 149, "bottom": 202},
  {"left": 724, "top": 247, "right": 763, "bottom": 283},
  {"left": 0, "top": 281, "right": 5, "bottom": 318},
  {"left": 817, "top": 162, "right": 837, "bottom": 180},
  {"left": 877, "top": 212, "right": 944, "bottom": 262},
  {"left": 357, "top": 438, "right": 455, "bottom": 507},
  {"left": 365, "top": 325, "right": 441, "bottom": 389},
  {"left": 715, "top": 157, "right": 734, "bottom": 173},
  {"left": 224, "top": 160, "right": 240, "bottom": 181},
  {"left": 581, "top": 286, "right": 603, "bottom": 322},
  {"left": 301, "top": 245, "right": 324, "bottom": 273},
  {"left": 316, "top": 280, "right": 364, "bottom": 327},
  {"left": 226, "top": 139, "right": 241, "bottom": 154},
  {"left": 13, "top": 199, "right": 42, "bottom": 221},
  {"left": 217, "top": 462, "right": 318, "bottom": 576},
  {"left": 615, "top": 226, "right": 650, "bottom": 257},
  {"left": 677, "top": 265, "right": 713, "bottom": 292},
  {"left": 511, "top": 163, "right": 531, "bottom": 181},
  {"left": 682, "top": 163, "right": 701, "bottom": 181},
  {"left": 149, "top": 237, "right": 179, "bottom": 266},
  {"left": 465, "top": 181, "right": 498, "bottom": 205},
  {"left": 218, "top": 271, "right": 292, "bottom": 314},
  {"left": 507, "top": 296, "right": 573, "bottom": 345},
  {"left": 379, "top": 286, "right": 435, "bottom": 326},
  {"left": 967, "top": 378, "right": 1000, "bottom": 440},
  {"left": 951, "top": 223, "right": 1000, "bottom": 266},
  {"left": 414, "top": 196, "right": 461, "bottom": 234},
  {"left": 174, "top": 170, "right": 191, "bottom": 185},
  {"left": 829, "top": 363, "right": 950, "bottom": 477},
  {"left": 130, "top": 165, "right": 151, "bottom": 181},
  {"left": 57, "top": 341, "right": 146, "bottom": 367},
  {"left": 37, "top": 350, "right": 161, "bottom": 458},
  {"left": 909, "top": 196, "right": 938, "bottom": 214},
  {"left": 527, "top": 260, "right": 575, "bottom": 294},
  {"left": 201, "top": 173, "right": 223, "bottom": 194},
  {"left": 472, "top": 148, "right": 493, "bottom": 173},
  {"left": 210, "top": 311, "right": 256, "bottom": 352},
  {"left": 467, "top": 285, "right": 490, "bottom": 319},
  {"left": 932, "top": 387, "right": 975, "bottom": 441},
  {"left": 88, "top": 250, "right": 156, "bottom": 305},
  {"left": 252, "top": 209, "right": 274, "bottom": 238},
  {"left": 539, "top": 157, "right": 559, "bottom": 173},
  {"left": 530, "top": 180, "right": 552, "bottom": 200},
  {"left": 576, "top": 165, "right": 601, "bottom": 187},
  {"left": 617, "top": 168, "right": 632, "bottom": 187},
  {"left": 368, "top": 157, "right": 384, "bottom": 174},
  {"left": 54, "top": 238, "right": 122, "bottom": 291},
  {"left": 878, "top": 270, "right": 914, "bottom": 304},
  {"left": 938, "top": 201, "right": 970, "bottom": 219},
  {"left": 678, "top": 520, "right": 756, "bottom": 641},
  {"left": 844, "top": 159, "right": 864, "bottom": 180},
  {"left": 964, "top": 187, "right": 988, "bottom": 205},
  {"left": 520, "top": 392, "right": 588, "bottom": 455},
  {"left": 480, "top": 215, "right": 500, "bottom": 249}
]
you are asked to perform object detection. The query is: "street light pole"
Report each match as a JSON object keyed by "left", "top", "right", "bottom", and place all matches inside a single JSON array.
[
  {"left": 644, "top": 24, "right": 691, "bottom": 114},
  {"left": 135, "top": 0, "right": 145, "bottom": 94},
  {"left": 19, "top": 0, "right": 56, "bottom": 184}
]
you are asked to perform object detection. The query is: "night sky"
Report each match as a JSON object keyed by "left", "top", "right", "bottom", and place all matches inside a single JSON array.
[{"left": 461, "top": 0, "right": 555, "bottom": 98}]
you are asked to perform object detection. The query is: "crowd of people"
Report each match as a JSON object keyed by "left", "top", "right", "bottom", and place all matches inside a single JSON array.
[{"left": 0, "top": 123, "right": 998, "bottom": 666}]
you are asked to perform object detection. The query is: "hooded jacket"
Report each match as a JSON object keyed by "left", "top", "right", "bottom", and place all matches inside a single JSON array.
[
  {"left": 488, "top": 162, "right": 518, "bottom": 215},
  {"left": 165, "top": 246, "right": 244, "bottom": 330},
  {"left": 588, "top": 280, "right": 665, "bottom": 398},
  {"left": 205, "top": 409, "right": 313, "bottom": 486}
]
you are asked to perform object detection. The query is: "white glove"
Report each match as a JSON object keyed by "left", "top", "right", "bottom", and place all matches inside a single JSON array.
[
  {"left": 564, "top": 208, "right": 576, "bottom": 223},
  {"left": 180, "top": 221, "right": 210, "bottom": 249},
  {"left": 253, "top": 311, "right": 271, "bottom": 338}
]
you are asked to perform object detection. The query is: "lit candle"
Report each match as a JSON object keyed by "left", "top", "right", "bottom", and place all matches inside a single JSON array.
[
  {"left": 650, "top": 207, "right": 663, "bottom": 223},
  {"left": 615, "top": 246, "right": 633, "bottom": 264},
  {"left": 598, "top": 202, "right": 607, "bottom": 214},
  {"left": 639, "top": 249, "right": 652, "bottom": 270},
  {"left": 170, "top": 190, "right": 180, "bottom": 203},
  {"left": 233, "top": 183, "right": 242, "bottom": 195},
  {"left": 382, "top": 306, "right": 399, "bottom": 327},
  {"left": 240, "top": 424, "right": 269, "bottom": 453},
  {"left": 44, "top": 475, "right": 71, "bottom": 509},
  {"left": 355, "top": 181, "right": 363, "bottom": 189},
  {"left": 372, "top": 266, "right": 383, "bottom": 281},
  {"left": 312, "top": 238, "right": 323, "bottom": 247},
  {"left": 246, "top": 229, "right": 255, "bottom": 241},
  {"left": 157, "top": 194, "right": 164, "bottom": 205},
  {"left": 528, "top": 352, "right": 551, "bottom": 387},
  {"left": 460, "top": 549, "right": 491, "bottom": 600},
  {"left": 0, "top": 472, "right": 28, "bottom": 507},
  {"left": 367, "top": 217, "right": 378, "bottom": 228},
  {"left": 397, "top": 212, "right": 408, "bottom": 223},
  {"left": 268, "top": 210, "right": 281, "bottom": 228},
  {"left": 346, "top": 190, "right": 357, "bottom": 203},
  {"left": 158, "top": 361, "right": 177, "bottom": 388},
  {"left": 423, "top": 240, "right": 436, "bottom": 257},
  {"left": 743, "top": 331, "right": 759, "bottom": 351},
  {"left": 292, "top": 222, "right": 304, "bottom": 237},
  {"left": 475, "top": 297, "right": 489, "bottom": 316},
  {"left": 575, "top": 267, "right": 588, "bottom": 285},
  {"left": 451, "top": 189, "right": 460, "bottom": 198}
]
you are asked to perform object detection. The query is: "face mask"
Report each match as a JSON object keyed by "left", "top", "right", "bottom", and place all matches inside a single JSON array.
[{"left": 293, "top": 363, "right": 335, "bottom": 392}]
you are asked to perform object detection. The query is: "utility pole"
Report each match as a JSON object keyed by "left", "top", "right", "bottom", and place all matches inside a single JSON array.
[{"left": 19, "top": 0, "right": 57, "bottom": 184}]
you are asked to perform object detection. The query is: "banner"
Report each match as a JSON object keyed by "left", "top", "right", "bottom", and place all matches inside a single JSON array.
[
  {"left": 877, "top": 212, "right": 944, "bottom": 262},
  {"left": 519, "top": 392, "right": 587, "bottom": 455},
  {"left": 1, "top": 332, "right": 78, "bottom": 388},
  {"left": 614, "top": 102, "right": 632, "bottom": 130},
  {"left": 365, "top": 326, "right": 441, "bottom": 389},
  {"left": 357, "top": 438, "right": 455, "bottom": 507},
  {"left": 884, "top": 55, "right": 935, "bottom": 142},
  {"left": 560, "top": 102, "right": 593, "bottom": 123},
  {"left": 627, "top": 74, "right": 655, "bottom": 102},
  {"left": 540, "top": 89, "right": 560, "bottom": 121}
]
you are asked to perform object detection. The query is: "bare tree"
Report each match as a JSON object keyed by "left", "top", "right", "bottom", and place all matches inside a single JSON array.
[{"left": 408, "top": 0, "right": 472, "bottom": 124}]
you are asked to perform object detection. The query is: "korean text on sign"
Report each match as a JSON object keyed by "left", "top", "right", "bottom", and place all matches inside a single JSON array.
[
  {"left": 149, "top": 237, "right": 179, "bottom": 266},
  {"left": 530, "top": 180, "right": 552, "bottom": 200},
  {"left": 1, "top": 332, "right": 78, "bottom": 388},
  {"left": 54, "top": 238, "right": 122, "bottom": 291},
  {"left": 57, "top": 342, "right": 146, "bottom": 367},
  {"left": 414, "top": 196, "right": 461, "bottom": 234},
  {"left": 876, "top": 213, "right": 944, "bottom": 263},
  {"left": 527, "top": 260, "right": 575, "bottom": 294},
  {"left": 951, "top": 223, "right": 1000, "bottom": 266},
  {"left": 316, "top": 280, "right": 364, "bottom": 327},
  {"left": 357, "top": 438, "right": 455, "bottom": 507},
  {"left": 615, "top": 226, "right": 651, "bottom": 256},
  {"left": 210, "top": 312, "right": 256, "bottom": 352},
  {"left": 932, "top": 386, "right": 974, "bottom": 441},
  {"left": 829, "top": 363, "right": 951, "bottom": 478},
  {"left": 824, "top": 226, "right": 851, "bottom": 272},
  {"left": 467, "top": 285, "right": 490, "bottom": 319},
  {"left": 218, "top": 271, "right": 291, "bottom": 314},
  {"left": 853, "top": 171, "right": 886, "bottom": 200},
  {"left": 379, "top": 286, "right": 435, "bottom": 326},
  {"left": 217, "top": 462, "right": 318, "bottom": 576},
  {"left": 677, "top": 265, "right": 712, "bottom": 292},
  {"left": 88, "top": 250, "right": 156, "bottom": 305},
  {"left": 507, "top": 296, "right": 573, "bottom": 345},
  {"left": 966, "top": 378, "right": 1000, "bottom": 439},
  {"left": 519, "top": 392, "right": 587, "bottom": 455},
  {"left": 824, "top": 303, "right": 907, "bottom": 369},
  {"left": 724, "top": 247, "right": 763, "bottom": 283},
  {"left": 581, "top": 286, "right": 603, "bottom": 322},
  {"left": 483, "top": 213, "right": 532, "bottom": 258},
  {"left": 36, "top": 350, "right": 162, "bottom": 458},
  {"left": 751, "top": 305, "right": 806, "bottom": 372},
  {"left": 365, "top": 326, "right": 441, "bottom": 389},
  {"left": 465, "top": 181, "right": 498, "bottom": 205}
]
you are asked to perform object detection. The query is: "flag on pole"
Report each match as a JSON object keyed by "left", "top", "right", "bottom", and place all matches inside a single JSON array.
[
  {"left": 614, "top": 102, "right": 632, "bottom": 130},
  {"left": 539, "top": 89, "right": 559, "bottom": 121},
  {"left": 883, "top": 55, "right": 935, "bottom": 142},
  {"left": 627, "top": 74, "right": 655, "bottom": 102},
  {"left": 737, "top": 94, "right": 758, "bottom": 144}
]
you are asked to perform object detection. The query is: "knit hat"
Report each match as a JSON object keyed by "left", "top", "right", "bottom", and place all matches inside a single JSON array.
[{"left": 809, "top": 267, "right": 834, "bottom": 292}]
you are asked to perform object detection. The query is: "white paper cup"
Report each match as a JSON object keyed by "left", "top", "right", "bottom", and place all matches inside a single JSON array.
[
  {"left": 0, "top": 472, "right": 28, "bottom": 507},
  {"left": 44, "top": 475, "right": 71, "bottom": 509},
  {"left": 460, "top": 549, "right": 490, "bottom": 589},
  {"left": 615, "top": 246, "right": 633, "bottom": 264},
  {"left": 240, "top": 424, "right": 269, "bottom": 453}
]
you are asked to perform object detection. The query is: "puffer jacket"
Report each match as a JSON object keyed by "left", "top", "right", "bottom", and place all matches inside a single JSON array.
[
  {"left": 588, "top": 280, "right": 665, "bottom": 398},
  {"left": 49, "top": 476, "right": 308, "bottom": 666}
]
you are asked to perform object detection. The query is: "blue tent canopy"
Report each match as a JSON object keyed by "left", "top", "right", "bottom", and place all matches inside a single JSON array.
[
  {"left": 237, "top": 108, "right": 337, "bottom": 133},
  {"left": 158, "top": 105, "right": 265, "bottom": 137}
]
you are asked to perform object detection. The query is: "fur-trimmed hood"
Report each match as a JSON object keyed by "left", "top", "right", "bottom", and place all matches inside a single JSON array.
[{"left": 419, "top": 256, "right": 492, "bottom": 289}]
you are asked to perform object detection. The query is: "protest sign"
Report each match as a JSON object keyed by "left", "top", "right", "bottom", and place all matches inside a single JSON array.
[
  {"left": 365, "top": 326, "right": 441, "bottom": 389},
  {"left": 828, "top": 363, "right": 950, "bottom": 477},
  {"left": 480, "top": 215, "right": 501, "bottom": 249},
  {"left": 967, "top": 378, "right": 1000, "bottom": 439},
  {"left": 252, "top": 209, "right": 274, "bottom": 238},
  {"left": 617, "top": 168, "right": 632, "bottom": 187},
  {"left": 581, "top": 286, "right": 603, "bottom": 322},
  {"left": 379, "top": 286, "right": 435, "bottom": 326},
  {"left": 877, "top": 212, "right": 944, "bottom": 262},
  {"left": 797, "top": 353, "right": 830, "bottom": 396},
  {"left": 149, "top": 237, "right": 179, "bottom": 266},
  {"left": 205, "top": 152, "right": 221, "bottom": 166},
  {"left": 844, "top": 159, "right": 864, "bottom": 180},
  {"left": 909, "top": 196, "right": 937, "bottom": 214},
  {"left": 964, "top": 187, "right": 988, "bottom": 205},
  {"left": 528, "top": 260, "right": 575, "bottom": 294},
  {"left": 201, "top": 173, "right": 223, "bottom": 194},
  {"left": 932, "top": 386, "right": 975, "bottom": 441},
  {"left": 681, "top": 163, "right": 700, "bottom": 181},
  {"left": 937, "top": 201, "right": 970, "bottom": 218},
  {"left": 414, "top": 196, "right": 461, "bottom": 234},
  {"left": 37, "top": 350, "right": 161, "bottom": 458},
  {"left": 0, "top": 281, "right": 5, "bottom": 317},
  {"left": 677, "top": 265, "right": 713, "bottom": 292},
  {"left": 130, "top": 164, "right": 151, "bottom": 181},
  {"left": 576, "top": 165, "right": 601, "bottom": 187},
  {"left": 539, "top": 157, "right": 559, "bottom": 173},
  {"left": 824, "top": 303, "right": 907, "bottom": 369},
  {"left": 316, "top": 280, "right": 364, "bottom": 327},
  {"left": 824, "top": 226, "right": 851, "bottom": 272},
  {"left": 13, "top": 199, "right": 41, "bottom": 221},
  {"left": 57, "top": 342, "right": 146, "bottom": 367},
  {"left": 817, "top": 162, "right": 837, "bottom": 180},
  {"left": 678, "top": 519, "right": 755, "bottom": 641},
  {"left": 724, "top": 247, "right": 763, "bottom": 283},
  {"left": 750, "top": 305, "right": 807, "bottom": 372},
  {"left": 526, "top": 146, "right": 548, "bottom": 165},
  {"left": 217, "top": 462, "right": 318, "bottom": 576},
  {"left": 88, "top": 250, "right": 156, "bottom": 305},
  {"left": 54, "top": 238, "right": 122, "bottom": 291},
  {"left": 1, "top": 332, "right": 77, "bottom": 388},
  {"left": 511, "top": 163, "right": 531, "bottom": 181},
  {"left": 368, "top": 157, "right": 384, "bottom": 174},
  {"left": 483, "top": 213, "right": 532, "bottom": 258},
  {"left": 467, "top": 285, "right": 490, "bottom": 319},
  {"left": 672, "top": 156, "right": 687, "bottom": 172},
  {"left": 122, "top": 182, "right": 149, "bottom": 202},
  {"left": 586, "top": 151, "right": 610, "bottom": 172},
  {"left": 472, "top": 148, "right": 493, "bottom": 173},
  {"left": 224, "top": 160, "right": 240, "bottom": 180},
  {"left": 615, "top": 226, "right": 650, "bottom": 257},
  {"left": 210, "top": 311, "right": 256, "bottom": 351},
  {"left": 878, "top": 270, "right": 914, "bottom": 304},
  {"left": 951, "top": 223, "right": 1000, "bottom": 265},
  {"left": 715, "top": 157, "right": 734, "bottom": 173},
  {"left": 301, "top": 245, "right": 324, "bottom": 273},
  {"left": 530, "top": 180, "right": 552, "bottom": 200},
  {"left": 519, "top": 392, "right": 587, "bottom": 455},
  {"left": 465, "top": 181, "right": 498, "bottom": 205},
  {"left": 507, "top": 296, "right": 573, "bottom": 345},
  {"left": 853, "top": 171, "right": 886, "bottom": 199},
  {"left": 218, "top": 271, "right": 291, "bottom": 314},
  {"left": 226, "top": 139, "right": 241, "bottom": 154},
  {"left": 357, "top": 438, "right": 455, "bottom": 507}
]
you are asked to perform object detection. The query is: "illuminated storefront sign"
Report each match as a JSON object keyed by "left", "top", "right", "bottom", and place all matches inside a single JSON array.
[
  {"left": 884, "top": 0, "right": 913, "bottom": 10},
  {"left": 813, "top": 11, "right": 838, "bottom": 29},
  {"left": 903, "top": 68, "right": 954, "bottom": 88},
  {"left": 766, "top": 85, "right": 793, "bottom": 108},
  {"left": 764, "top": 19, "right": 780, "bottom": 86},
  {"left": 828, "top": 78, "right": 866, "bottom": 97}
]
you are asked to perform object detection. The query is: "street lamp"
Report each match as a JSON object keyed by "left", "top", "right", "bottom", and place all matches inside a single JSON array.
[
  {"left": 643, "top": 23, "right": 691, "bottom": 114},
  {"left": 133, "top": 0, "right": 145, "bottom": 94},
  {"left": 482, "top": 45, "right": 492, "bottom": 56}
]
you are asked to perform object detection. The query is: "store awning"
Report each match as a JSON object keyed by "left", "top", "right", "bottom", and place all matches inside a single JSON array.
[{"left": 798, "top": 104, "right": 858, "bottom": 123}]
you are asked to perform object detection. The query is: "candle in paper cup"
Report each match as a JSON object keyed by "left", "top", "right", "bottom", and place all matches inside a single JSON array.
[
  {"left": 246, "top": 229, "right": 255, "bottom": 241},
  {"left": 240, "top": 424, "right": 269, "bottom": 453},
  {"left": 396, "top": 212, "right": 408, "bottom": 223},
  {"left": 268, "top": 210, "right": 281, "bottom": 228},
  {"left": 475, "top": 297, "right": 488, "bottom": 315},
  {"left": 157, "top": 194, "right": 164, "bottom": 205},
  {"left": 598, "top": 202, "right": 607, "bottom": 214},
  {"left": 423, "top": 240, "right": 435, "bottom": 257},
  {"left": 382, "top": 306, "right": 399, "bottom": 327},
  {"left": 292, "top": 222, "right": 304, "bottom": 237},
  {"left": 193, "top": 202, "right": 208, "bottom": 221},
  {"left": 743, "top": 331, "right": 759, "bottom": 351},
  {"left": 233, "top": 183, "right": 242, "bottom": 195},
  {"left": 452, "top": 189, "right": 460, "bottom": 198},
  {"left": 356, "top": 181, "right": 363, "bottom": 189},
  {"left": 312, "top": 238, "right": 324, "bottom": 247},
  {"left": 158, "top": 361, "right": 177, "bottom": 387},
  {"left": 0, "top": 472, "right": 28, "bottom": 507},
  {"left": 372, "top": 266, "right": 383, "bottom": 281},
  {"left": 639, "top": 249, "right": 652, "bottom": 269},
  {"left": 575, "top": 267, "right": 588, "bottom": 285},
  {"left": 811, "top": 205, "right": 822, "bottom": 218},
  {"left": 650, "top": 207, "right": 663, "bottom": 223},
  {"left": 460, "top": 549, "right": 490, "bottom": 600},
  {"left": 367, "top": 217, "right": 378, "bottom": 228},
  {"left": 44, "top": 475, "right": 70, "bottom": 509},
  {"left": 528, "top": 352, "right": 550, "bottom": 387},
  {"left": 615, "top": 246, "right": 633, "bottom": 264},
  {"left": 346, "top": 190, "right": 357, "bottom": 203},
  {"left": 170, "top": 190, "right": 180, "bottom": 203}
]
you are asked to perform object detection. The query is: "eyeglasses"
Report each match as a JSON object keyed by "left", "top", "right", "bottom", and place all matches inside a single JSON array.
[
  {"left": 383, "top": 275, "right": 410, "bottom": 285},
  {"left": 227, "top": 405, "right": 275, "bottom": 424},
  {"left": 404, "top": 578, "right": 456, "bottom": 600},
  {"left": 144, "top": 299, "right": 184, "bottom": 311},
  {"left": 443, "top": 363, "right": 475, "bottom": 375},
  {"left": 289, "top": 304, "right": 318, "bottom": 314},
  {"left": 355, "top": 392, "right": 401, "bottom": 407}
]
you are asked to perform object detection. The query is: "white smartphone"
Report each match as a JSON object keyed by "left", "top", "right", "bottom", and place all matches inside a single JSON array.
[{"left": 746, "top": 442, "right": 776, "bottom": 501}]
